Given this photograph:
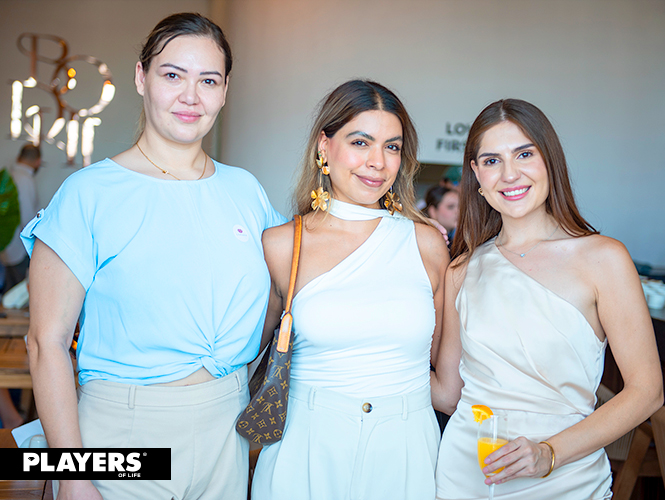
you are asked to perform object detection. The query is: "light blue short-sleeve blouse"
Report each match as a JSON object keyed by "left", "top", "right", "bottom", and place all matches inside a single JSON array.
[{"left": 21, "top": 158, "right": 286, "bottom": 385}]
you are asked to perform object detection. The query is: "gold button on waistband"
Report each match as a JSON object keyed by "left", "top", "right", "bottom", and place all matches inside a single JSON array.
[{"left": 362, "top": 402, "right": 372, "bottom": 413}]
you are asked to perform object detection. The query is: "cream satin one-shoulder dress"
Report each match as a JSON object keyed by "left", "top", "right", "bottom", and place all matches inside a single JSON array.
[{"left": 436, "top": 239, "right": 612, "bottom": 500}]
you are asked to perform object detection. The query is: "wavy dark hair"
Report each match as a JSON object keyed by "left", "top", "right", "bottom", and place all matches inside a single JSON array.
[
  {"left": 451, "top": 98, "right": 597, "bottom": 262},
  {"left": 294, "top": 79, "right": 426, "bottom": 224}
]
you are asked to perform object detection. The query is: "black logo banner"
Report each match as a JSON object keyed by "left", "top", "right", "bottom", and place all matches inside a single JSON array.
[{"left": 0, "top": 448, "right": 171, "bottom": 480}]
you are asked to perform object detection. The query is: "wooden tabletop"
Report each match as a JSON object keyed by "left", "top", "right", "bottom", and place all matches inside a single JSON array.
[
  {"left": 0, "top": 428, "right": 17, "bottom": 448},
  {"left": 0, "top": 429, "right": 52, "bottom": 499},
  {"left": 0, "top": 308, "right": 29, "bottom": 338},
  {"left": 0, "top": 337, "right": 31, "bottom": 389}
]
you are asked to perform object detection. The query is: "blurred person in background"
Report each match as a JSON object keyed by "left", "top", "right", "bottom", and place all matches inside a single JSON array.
[
  {"left": 0, "top": 144, "right": 40, "bottom": 430},
  {"left": 1, "top": 144, "right": 41, "bottom": 293},
  {"left": 424, "top": 185, "right": 459, "bottom": 248},
  {"left": 439, "top": 176, "right": 456, "bottom": 190}
]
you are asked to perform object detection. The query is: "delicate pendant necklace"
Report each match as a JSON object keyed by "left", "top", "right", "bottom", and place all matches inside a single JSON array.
[
  {"left": 136, "top": 143, "right": 207, "bottom": 181},
  {"left": 497, "top": 225, "right": 559, "bottom": 258}
]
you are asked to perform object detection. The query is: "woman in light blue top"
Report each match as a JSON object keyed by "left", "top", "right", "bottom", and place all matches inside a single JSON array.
[{"left": 22, "top": 13, "right": 283, "bottom": 500}]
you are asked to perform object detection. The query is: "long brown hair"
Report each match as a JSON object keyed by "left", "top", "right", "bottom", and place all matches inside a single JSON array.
[
  {"left": 451, "top": 98, "right": 597, "bottom": 262},
  {"left": 293, "top": 79, "right": 427, "bottom": 224}
]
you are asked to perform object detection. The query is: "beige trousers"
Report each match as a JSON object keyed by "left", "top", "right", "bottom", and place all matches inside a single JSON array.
[{"left": 70, "top": 367, "right": 249, "bottom": 500}]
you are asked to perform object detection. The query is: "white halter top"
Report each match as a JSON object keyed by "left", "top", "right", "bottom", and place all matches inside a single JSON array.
[{"left": 289, "top": 200, "right": 435, "bottom": 397}]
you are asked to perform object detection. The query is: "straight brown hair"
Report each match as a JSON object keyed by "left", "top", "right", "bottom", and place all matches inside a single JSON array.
[{"left": 451, "top": 98, "right": 597, "bottom": 262}]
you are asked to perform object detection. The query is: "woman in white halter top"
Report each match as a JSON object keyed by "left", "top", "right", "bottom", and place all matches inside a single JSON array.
[
  {"left": 251, "top": 80, "right": 449, "bottom": 500},
  {"left": 431, "top": 99, "right": 663, "bottom": 499}
]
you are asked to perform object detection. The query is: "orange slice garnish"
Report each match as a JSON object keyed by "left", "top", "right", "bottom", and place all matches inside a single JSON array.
[{"left": 472, "top": 404, "right": 493, "bottom": 423}]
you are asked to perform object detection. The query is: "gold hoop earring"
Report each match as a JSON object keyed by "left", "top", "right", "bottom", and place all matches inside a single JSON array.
[
  {"left": 478, "top": 187, "right": 484, "bottom": 196},
  {"left": 384, "top": 186, "right": 402, "bottom": 215},
  {"left": 311, "top": 151, "right": 330, "bottom": 212}
]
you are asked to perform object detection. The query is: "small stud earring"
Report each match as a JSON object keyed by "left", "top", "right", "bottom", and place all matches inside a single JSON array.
[{"left": 478, "top": 187, "right": 484, "bottom": 196}]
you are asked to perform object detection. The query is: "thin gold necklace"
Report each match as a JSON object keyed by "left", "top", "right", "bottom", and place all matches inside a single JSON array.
[
  {"left": 497, "top": 225, "right": 559, "bottom": 258},
  {"left": 136, "top": 143, "right": 207, "bottom": 181}
]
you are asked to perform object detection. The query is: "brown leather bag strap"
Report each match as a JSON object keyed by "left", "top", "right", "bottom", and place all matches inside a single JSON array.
[
  {"left": 276, "top": 214, "right": 302, "bottom": 352},
  {"left": 284, "top": 214, "right": 302, "bottom": 314}
]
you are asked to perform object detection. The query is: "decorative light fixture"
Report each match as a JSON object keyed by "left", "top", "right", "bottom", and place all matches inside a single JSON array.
[
  {"left": 10, "top": 81, "right": 23, "bottom": 139},
  {"left": 10, "top": 33, "right": 115, "bottom": 166}
]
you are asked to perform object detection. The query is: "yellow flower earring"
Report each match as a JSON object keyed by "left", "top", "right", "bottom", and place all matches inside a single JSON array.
[
  {"left": 384, "top": 186, "right": 402, "bottom": 215},
  {"left": 316, "top": 150, "right": 330, "bottom": 175},
  {"left": 311, "top": 150, "right": 330, "bottom": 212}
]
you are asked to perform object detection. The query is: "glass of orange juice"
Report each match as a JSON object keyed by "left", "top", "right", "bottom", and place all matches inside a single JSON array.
[{"left": 477, "top": 414, "right": 508, "bottom": 500}]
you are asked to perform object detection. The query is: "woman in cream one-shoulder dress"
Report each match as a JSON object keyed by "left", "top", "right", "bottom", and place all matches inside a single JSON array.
[{"left": 431, "top": 98, "right": 662, "bottom": 500}]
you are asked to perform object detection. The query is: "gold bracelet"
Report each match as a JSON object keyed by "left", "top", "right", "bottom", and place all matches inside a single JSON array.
[{"left": 539, "top": 441, "right": 556, "bottom": 478}]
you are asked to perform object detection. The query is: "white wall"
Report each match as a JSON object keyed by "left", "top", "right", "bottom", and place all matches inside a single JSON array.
[
  {"left": 1, "top": 0, "right": 663, "bottom": 266},
  {"left": 0, "top": 0, "right": 209, "bottom": 208},
  {"left": 219, "top": 0, "right": 665, "bottom": 266}
]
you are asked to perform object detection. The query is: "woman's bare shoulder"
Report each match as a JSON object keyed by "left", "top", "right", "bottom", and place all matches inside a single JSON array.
[
  {"left": 414, "top": 221, "right": 449, "bottom": 261},
  {"left": 568, "top": 234, "right": 636, "bottom": 284},
  {"left": 570, "top": 234, "right": 631, "bottom": 264},
  {"left": 263, "top": 219, "right": 295, "bottom": 242},
  {"left": 262, "top": 220, "right": 296, "bottom": 262}
]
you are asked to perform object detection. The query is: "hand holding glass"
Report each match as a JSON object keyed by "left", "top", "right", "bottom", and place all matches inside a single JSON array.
[{"left": 477, "top": 415, "right": 508, "bottom": 500}]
